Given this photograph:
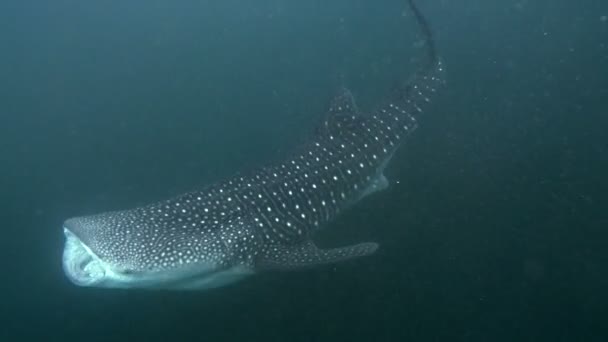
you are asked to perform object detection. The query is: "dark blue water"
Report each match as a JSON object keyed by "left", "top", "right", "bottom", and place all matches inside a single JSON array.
[{"left": 1, "top": 0, "right": 607, "bottom": 341}]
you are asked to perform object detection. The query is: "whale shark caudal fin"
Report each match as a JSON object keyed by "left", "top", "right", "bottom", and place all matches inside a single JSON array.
[
  {"left": 257, "top": 241, "right": 379, "bottom": 270},
  {"left": 380, "top": 0, "right": 444, "bottom": 122}
]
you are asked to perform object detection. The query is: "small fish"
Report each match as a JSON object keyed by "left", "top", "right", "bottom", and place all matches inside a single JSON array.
[{"left": 62, "top": 0, "right": 445, "bottom": 290}]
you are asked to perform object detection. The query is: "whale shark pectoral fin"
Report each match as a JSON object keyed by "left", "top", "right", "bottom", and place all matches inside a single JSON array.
[{"left": 257, "top": 240, "right": 379, "bottom": 271}]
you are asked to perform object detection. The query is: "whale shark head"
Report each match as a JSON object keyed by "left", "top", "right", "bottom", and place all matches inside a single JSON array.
[{"left": 61, "top": 209, "right": 255, "bottom": 290}]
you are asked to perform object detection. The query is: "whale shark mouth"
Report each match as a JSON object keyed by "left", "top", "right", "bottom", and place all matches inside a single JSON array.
[{"left": 62, "top": 228, "right": 107, "bottom": 286}]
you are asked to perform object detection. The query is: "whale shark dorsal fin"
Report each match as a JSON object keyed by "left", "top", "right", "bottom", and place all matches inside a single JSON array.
[
  {"left": 328, "top": 87, "right": 358, "bottom": 116},
  {"left": 316, "top": 87, "right": 362, "bottom": 136},
  {"left": 257, "top": 240, "right": 378, "bottom": 270}
]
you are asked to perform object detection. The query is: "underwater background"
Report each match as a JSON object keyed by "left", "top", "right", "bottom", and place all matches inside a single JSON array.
[{"left": 1, "top": 0, "right": 607, "bottom": 341}]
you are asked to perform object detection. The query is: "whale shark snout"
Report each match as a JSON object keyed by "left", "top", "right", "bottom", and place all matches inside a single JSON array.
[
  {"left": 62, "top": 228, "right": 107, "bottom": 287},
  {"left": 62, "top": 222, "right": 154, "bottom": 289}
]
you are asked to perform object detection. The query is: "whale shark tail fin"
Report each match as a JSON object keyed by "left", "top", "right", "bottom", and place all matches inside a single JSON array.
[{"left": 375, "top": 0, "right": 445, "bottom": 132}]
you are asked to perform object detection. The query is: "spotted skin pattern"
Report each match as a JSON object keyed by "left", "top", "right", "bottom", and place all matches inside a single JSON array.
[{"left": 62, "top": 0, "right": 445, "bottom": 289}]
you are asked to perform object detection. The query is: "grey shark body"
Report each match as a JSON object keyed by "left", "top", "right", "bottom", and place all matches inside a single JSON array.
[{"left": 62, "top": 0, "right": 445, "bottom": 290}]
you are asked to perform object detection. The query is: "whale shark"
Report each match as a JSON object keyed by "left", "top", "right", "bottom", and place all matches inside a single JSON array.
[{"left": 62, "top": 0, "right": 445, "bottom": 290}]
